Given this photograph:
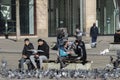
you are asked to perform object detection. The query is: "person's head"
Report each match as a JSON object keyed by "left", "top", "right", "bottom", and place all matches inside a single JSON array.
[
  {"left": 38, "top": 39, "right": 44, "bottom": 46},
  {"left": 76, "top": 28, "right": 80, "bottom": 33},
  {"left": 93, "top": 23, "right": 96, "bottom": 26},
  {"left": 63, "top": 40, "right": 69, "bottom": 48},
  {"left": 116, "top": 29, "right": 120, "bottom": 32},
  {"left": 24, "top": 38, "right": 30, "bottom": 45},
  {"left": 75, "top": 26, "right": 80, "bottom": 33},
  {"left": 75, "top": 40, "right": 81, "bottom": 45}
]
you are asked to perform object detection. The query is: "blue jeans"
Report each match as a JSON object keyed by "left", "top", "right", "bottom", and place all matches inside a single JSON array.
[
  {"left": 92, "top": 36, "right": 97, "bottom": 43},
  {"left": 19, "top": 57, "right": 32, "bottom": 71}
]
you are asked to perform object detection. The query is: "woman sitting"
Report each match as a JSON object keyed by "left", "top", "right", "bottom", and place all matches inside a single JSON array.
[{"left": 58, "top": 40, "right": 72, "bottom": 69}]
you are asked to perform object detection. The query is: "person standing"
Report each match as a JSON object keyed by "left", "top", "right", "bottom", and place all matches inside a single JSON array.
[
  {"left": 57, "top": 28, "right": 68, "bottom": 49},
  {"left": 74, "top": 26, "right": 83, "bottom": 40},
  {"left": 90, "top": 23, "right": 99, "bottom": 48}
]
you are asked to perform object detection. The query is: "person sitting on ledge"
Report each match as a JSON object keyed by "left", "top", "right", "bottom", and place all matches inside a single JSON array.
[
  {"left": 30, "top": 39, "right": 49, "bottom": 70},
  {"left": 114, "top": 29, "right": 120, "bottom": 43},
  {"left": 19, "top": 38, "right": 34, "bottom": 71},
  {"left": 58, "top": 40, "right": 73, "bottom": 69},
  {"left": 73, "top": 39, "right": 87, "bottom": 64}
]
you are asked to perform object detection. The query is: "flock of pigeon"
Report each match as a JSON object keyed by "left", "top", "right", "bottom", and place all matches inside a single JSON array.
[
  {"left": 0, "top": 48, "right": 120, "bottom": 80},
  {"left": 1, "top": 56, "right": 120, "bottom": 80}
]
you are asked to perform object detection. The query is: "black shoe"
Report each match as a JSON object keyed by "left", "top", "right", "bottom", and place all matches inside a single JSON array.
[{"left": 81, "top": 61, "right": 87, "bottom": 65}]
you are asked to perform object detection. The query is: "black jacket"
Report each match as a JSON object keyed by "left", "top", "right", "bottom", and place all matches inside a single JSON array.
[
  {"left": 114, "top": 32, "right": 120, "bottom": 42},
  {"left": 37, "top": 41, "right": 49, "bottom": 59},
  {"left": 90, "top": 26, "right": 98, "bottom": 37},
  {"left": 22, "top": 43, "right": 34, "bottom": 57},
  {"left": 74, "top": 41, "right": 87, "bottom": 61}
]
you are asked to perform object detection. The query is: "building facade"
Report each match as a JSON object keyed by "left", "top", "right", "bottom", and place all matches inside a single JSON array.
[{"left": 0, "top": 0, "right": 119, "bottom": 38}]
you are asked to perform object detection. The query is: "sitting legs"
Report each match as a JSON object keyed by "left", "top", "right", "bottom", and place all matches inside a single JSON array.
[
  {"left": 19, "top": 58, "right": 32, "bottom": 71},
  {"left": 39, "top": 56, "right": 48, "bottom": 69},
  {"left": 30, "top": 55, "right": 48, "bottom": 69},
  {"left": 30, "top": 55, "right": 37, "bottom": 69}
]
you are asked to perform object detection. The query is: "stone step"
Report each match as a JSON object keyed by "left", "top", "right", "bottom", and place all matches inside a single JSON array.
[{"left": 109, "top": 43, "right": 120, "bottom": 51}]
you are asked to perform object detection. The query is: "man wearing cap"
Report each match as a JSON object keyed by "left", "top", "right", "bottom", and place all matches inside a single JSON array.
[{"left": 30, "top": 39, "right": 49, "bottom": 69}]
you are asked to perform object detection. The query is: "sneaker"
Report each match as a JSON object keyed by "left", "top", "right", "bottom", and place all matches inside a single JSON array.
[{"left": 76, "top": 57, "right": 81, "bottom": 60}]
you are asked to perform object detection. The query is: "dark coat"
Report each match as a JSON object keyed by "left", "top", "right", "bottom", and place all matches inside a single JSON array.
[
  {"left": 37, "top": 41, "right": 49, "bottom": 59},
  {"left": 22, "top": 43, "right": 34, "bottom": 58},
  {"left": 74, "top": 41, "right": 87, "bottom": 61},
  {"left": 114, "top": 32, "right": 120, "bottom": 42},
  {"left": 90, "top": 26, "right": 99, "bottom": 37}
]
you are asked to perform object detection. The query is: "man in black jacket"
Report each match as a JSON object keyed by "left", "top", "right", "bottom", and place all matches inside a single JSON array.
[
  {"left": 90, "top": 23, "right": 99, "bottom": 48},
  {"left": 73, "top": 40, "right": 87, "bottom": 64},
  {"left": 30, "top": 39, "right": 49, "bottom": 69},
  {"left": 19, "top": 38, "right": 34, "bottom": 71},
  {"left": 114, "top": 30, "right": 120, "bottom": 43}
]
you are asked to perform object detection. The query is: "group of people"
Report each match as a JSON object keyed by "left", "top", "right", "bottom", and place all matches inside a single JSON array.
[
  {"left": 74, "top": 23, "right": 99, "bottom": 48},
  {"left": 56, "top": 27, "right": 87, "bottom": 69},
  {"left": 56, "top": 23, "right": 99, "bottom": 69},
  {"left": 58, "top": 39, "right": 87, "bottom": 69},
  {"left": 19, "top": 23, "right": 99, "bottom": 70},
  {"left": 19, "top": 38, "right": 49, "bottom": 71}
]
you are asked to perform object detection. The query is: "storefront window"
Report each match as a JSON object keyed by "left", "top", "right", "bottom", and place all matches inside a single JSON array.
[
  {"left": 48, "top": 0, "right": 82, "bottom": 36},
  {"left": 0, "top": 0, "right": 16, "bottom": 35},
  {"left": 0, "top": 0, "right": 35, "bottom": 36},
  {"left": 97, "top": 0, "right": 118, "bottom": 35},
  {"left": 20, "top": 0, "right": 34, "bottom": 35}
]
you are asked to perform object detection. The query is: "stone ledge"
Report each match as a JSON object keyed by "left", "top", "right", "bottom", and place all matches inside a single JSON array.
[
  {"left": 42, "top": 62, "right": 92, "bottom": 70},
  {"left": 109, "top": 43, "right": 120, "bottom": 51},
  {"left": 85, "top": 43, "right": 91, "bottom": 49}
]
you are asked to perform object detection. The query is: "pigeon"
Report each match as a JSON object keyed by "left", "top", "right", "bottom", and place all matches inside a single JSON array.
[
  {"left": 1, "top": 57, "right": 7, "bottom": 69},
  {"left": 2, "top": 59, "right": 120, "bottom": 80},
  {"left": 8, "top": 70, "right": 15, "bottom": 79},
  {"left": 100, "top": 49, "right": 109, "bottom": 55}
]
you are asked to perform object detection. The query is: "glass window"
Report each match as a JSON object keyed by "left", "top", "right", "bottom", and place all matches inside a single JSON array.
[
  {"left": 0, "top": 0, "right": 16, "bottom": 35},
  {"left": 0, "top": 0, "right": 35, "bottom": 36},
  {"left": 97, "top": 0, "right": 117, "bottom": 35},
  {"left": 20, "top": 0, "right": 34, "bottom": 35},
  {"left": 48, "top": 0, "right": 81, "bottom": 36}
]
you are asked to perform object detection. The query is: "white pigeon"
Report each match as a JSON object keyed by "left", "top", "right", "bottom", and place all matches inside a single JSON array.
[{"left": 100, "top": 49, "right": 109, "bottom": 55}]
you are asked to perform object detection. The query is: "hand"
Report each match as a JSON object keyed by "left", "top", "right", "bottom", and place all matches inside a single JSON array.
[
  {"left": 22, "top": 55, "right": 27, "bottom": 58},
  {"left": 67, "top": 51, "right": 73, "bottom": 54},
  {"left": 35, "top": 54, "right": 39, "bottom": 58}
]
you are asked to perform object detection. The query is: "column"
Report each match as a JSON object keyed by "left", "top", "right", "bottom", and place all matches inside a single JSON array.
[
  {"left": 85, "top": 0, "right": 96, "bottom": 36},
  {"left": 16, "top": 0, "right": 20, "bottom": 40},
  {"left": 36, "top": 0, "right": 48, "bottom": 37}
]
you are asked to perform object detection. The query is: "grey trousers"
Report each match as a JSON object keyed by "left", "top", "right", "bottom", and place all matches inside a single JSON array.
[{"left": 30, "top": 55, "right": 48, "bottom": 69}]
